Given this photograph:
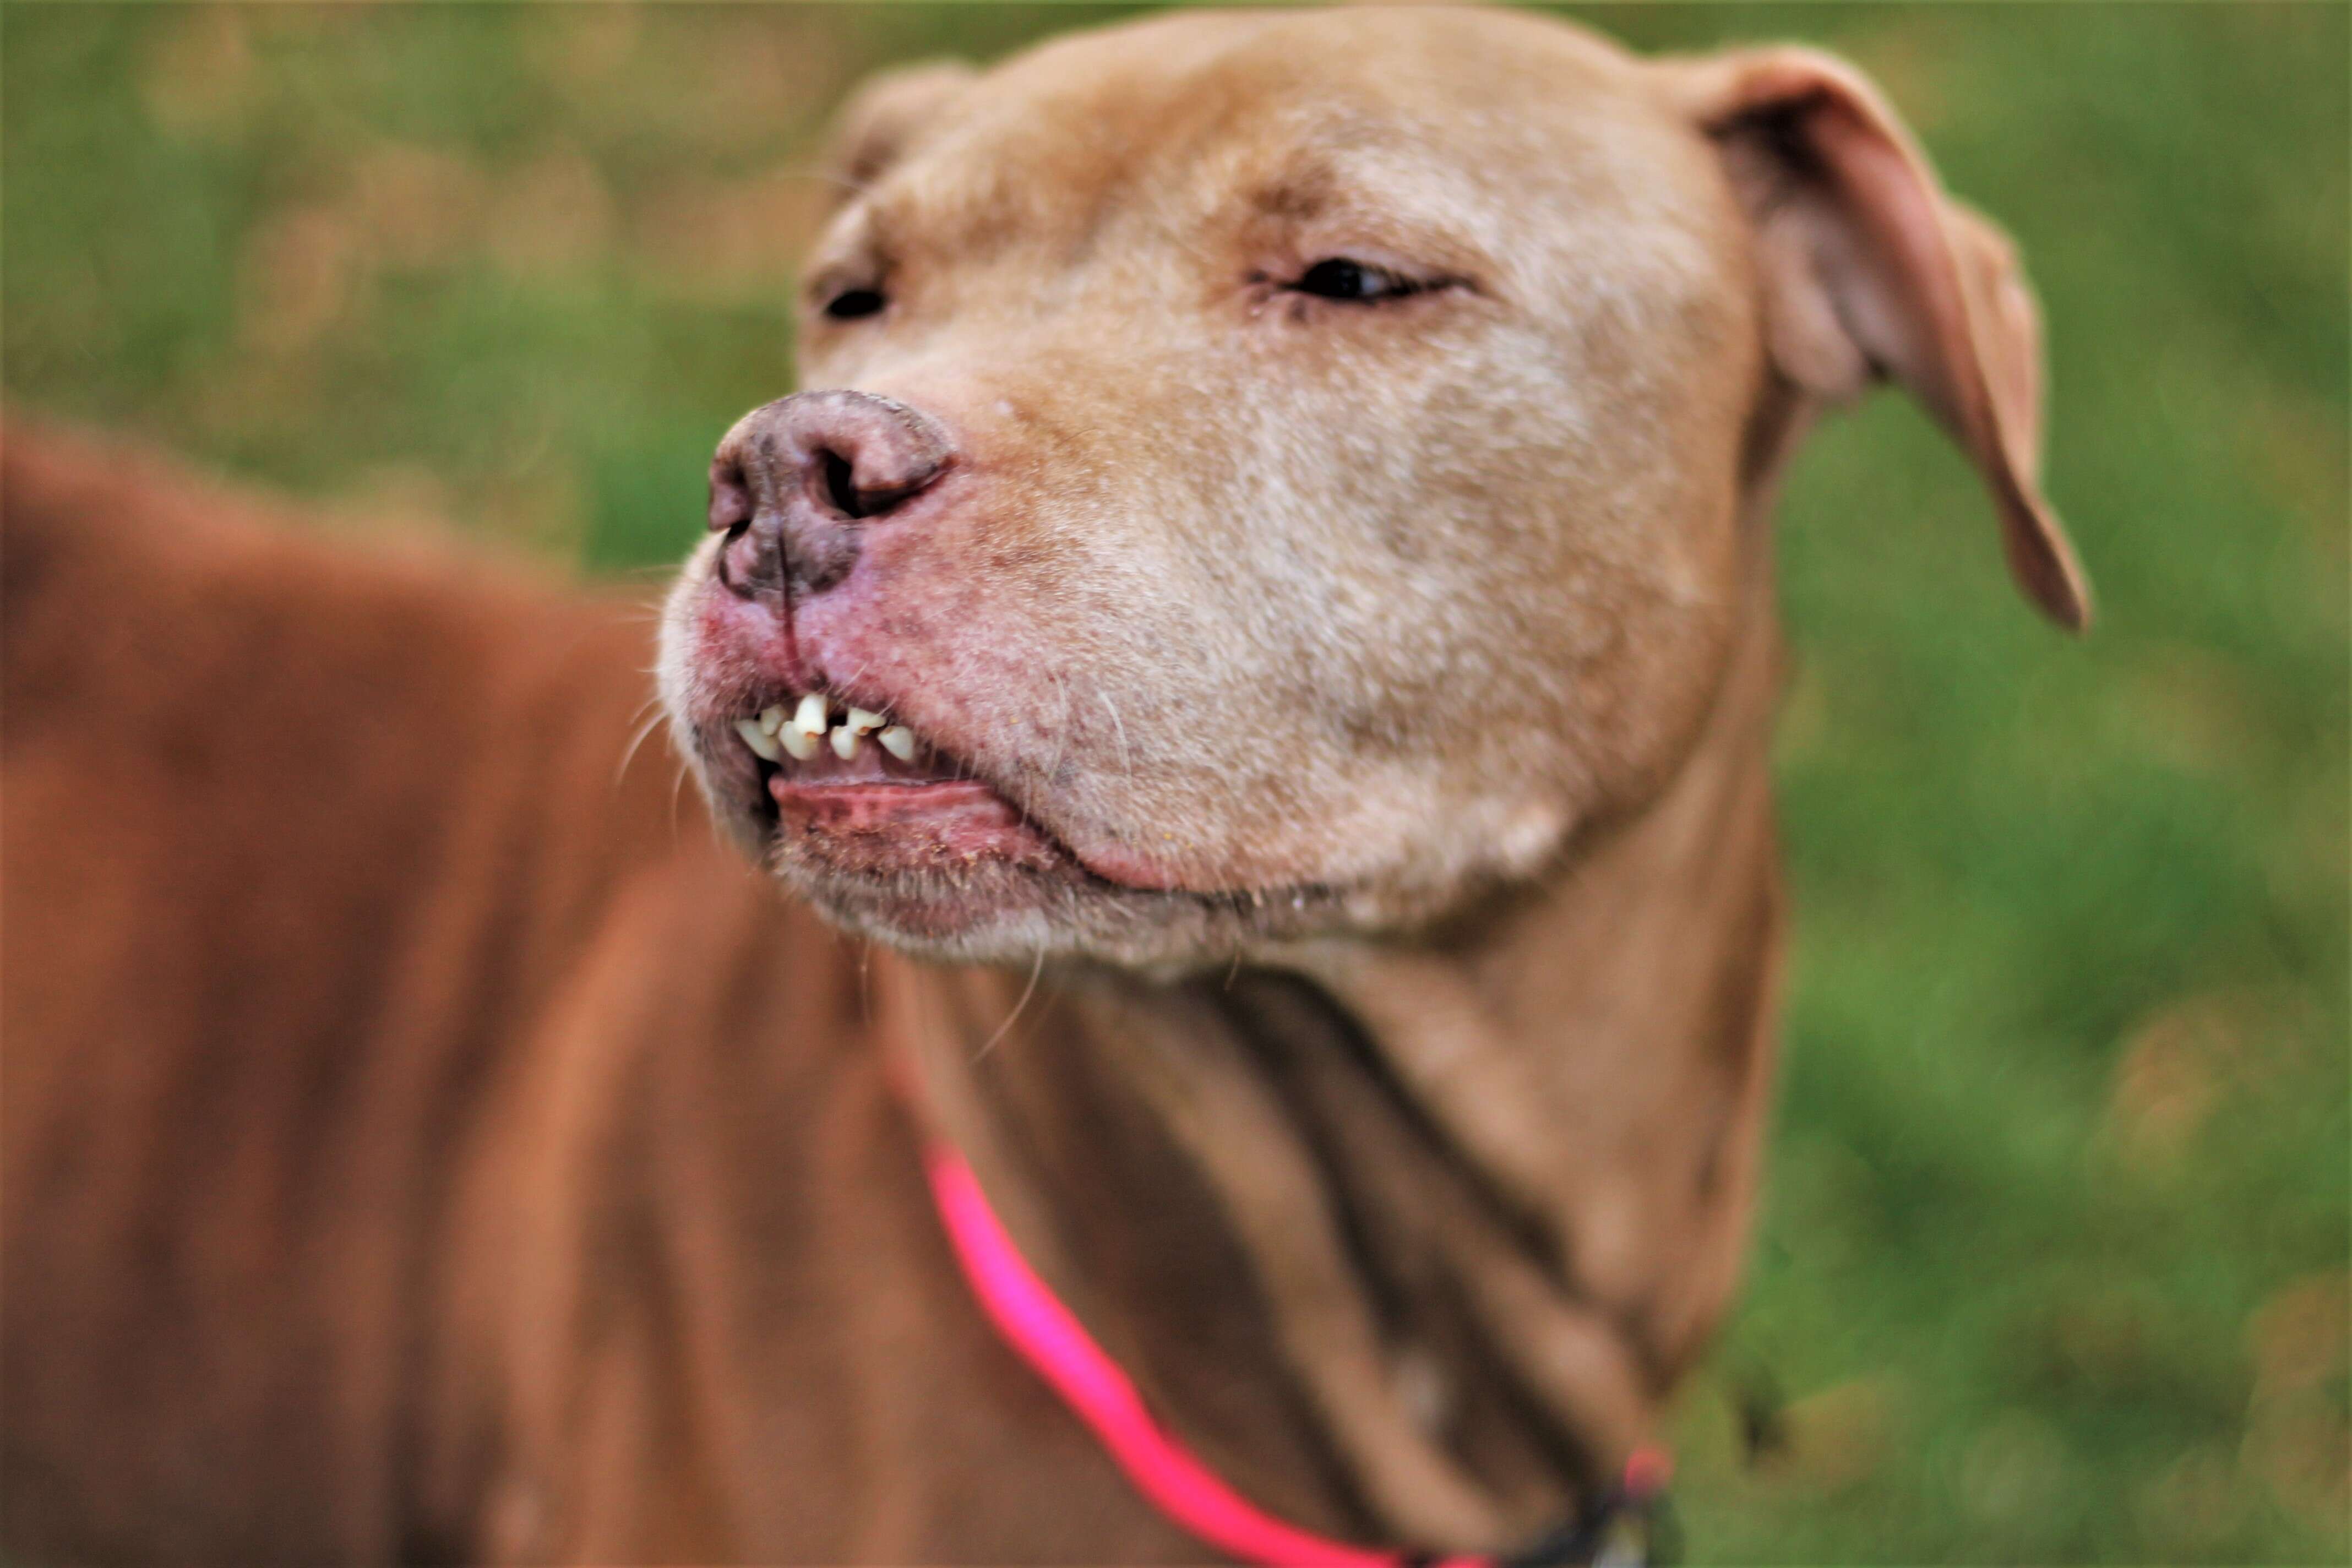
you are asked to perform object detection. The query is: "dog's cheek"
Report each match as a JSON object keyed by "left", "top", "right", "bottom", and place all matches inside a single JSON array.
[
  {"left": 1145, "top": 359, "right": 1562, "bottom": 887},
  {"left": 963, "top": 361, "right": 1491, "bottom": 894}
]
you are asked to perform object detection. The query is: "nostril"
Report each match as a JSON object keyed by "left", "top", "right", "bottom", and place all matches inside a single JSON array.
[
  {"left": 709, "top": 458, "right": 753, "bottom": 534},
  {"left": 819, "top": 447, "right": 932, "bottom": 520},
  {"left": 820, "top": 449, "right": 866, "bottom": 519}
]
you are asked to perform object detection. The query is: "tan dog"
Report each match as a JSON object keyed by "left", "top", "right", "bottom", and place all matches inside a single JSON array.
[{"left": 2, "top": 8, "right": 2084, "bottom": 1562}]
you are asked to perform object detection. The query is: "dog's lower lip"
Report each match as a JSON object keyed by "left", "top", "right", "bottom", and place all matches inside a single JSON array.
[{"left": 767, "top": 775, "right": 1062, "bottom": 864}]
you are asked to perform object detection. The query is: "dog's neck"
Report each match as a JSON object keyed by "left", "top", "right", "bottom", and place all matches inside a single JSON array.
[
  {"left": 878, "top": 408, "right": 1802, "bottom": 1554},
  {"left": 877, "top": 617, "right": 1783, "bottom": 1550}
]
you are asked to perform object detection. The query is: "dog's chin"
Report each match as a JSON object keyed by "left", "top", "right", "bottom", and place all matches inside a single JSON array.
[
  {"left": 763, "top": 840, "right": 1348, "bottom": 970},
  {"left": 700, "top": 787, "right": 1365, "bottom": 970},
  {"left": 755, "top": 786, "right": 1101, "bottom": 964}
]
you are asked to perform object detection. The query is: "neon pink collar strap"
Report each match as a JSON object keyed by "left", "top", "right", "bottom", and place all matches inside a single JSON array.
[{"left": 921, "top": 1142, "right": 1673, "bottom": 1568}]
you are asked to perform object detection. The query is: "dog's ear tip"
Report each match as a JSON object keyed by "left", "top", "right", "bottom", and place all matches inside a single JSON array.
[
  {"left": 2044, "top": 582, "right": 2095, "bottom": 635},
  {"left": 2007, "top": 507, "right": 2095, "bottom": 632},
  {"left": 2050, "top": 549, "right": 2095, "bottom": 633}
]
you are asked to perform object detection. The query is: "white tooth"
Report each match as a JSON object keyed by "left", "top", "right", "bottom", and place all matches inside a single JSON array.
[
  {"left": 758, "top": 704, "right": 787, "bottom": 736},
  {"left": 777, "top": 723, "right": 820, "bottom": 761},
  {"left": 734, "top": 717, "right": 782, "bottom": 762},
  {"left": 845, "top": 706, "right": 885, "bottom": 736},
  {"left": 830, "top": 724, "right": 861, "bottom": 760},
  {"left": 878, "top": 725, "right": 918, "bottom": 761},
  {"left": 791, "top": 693, "right": 829, "bottom": 737}
]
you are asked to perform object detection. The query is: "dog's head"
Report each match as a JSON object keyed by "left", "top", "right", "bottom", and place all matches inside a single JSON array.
[{"left": 659, "top": 7, "right": 2087, "bottom": 966}]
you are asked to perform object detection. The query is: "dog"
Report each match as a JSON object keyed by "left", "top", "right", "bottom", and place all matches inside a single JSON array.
[{"left": 1, "top": 7, "right": 2087, "bottom": 1562}]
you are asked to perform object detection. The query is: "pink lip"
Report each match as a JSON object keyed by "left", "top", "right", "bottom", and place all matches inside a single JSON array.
[
  {"left": 768, "top": 776, "right": 1063, "bottom": 869},
  {"left": 1052, "top": 839, "right": 1183, "bottom": 892}
]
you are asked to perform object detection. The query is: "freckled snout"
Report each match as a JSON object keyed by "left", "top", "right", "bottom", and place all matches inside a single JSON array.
[{"left": 707, "top": 390, "right": 956, "bottom": 598}]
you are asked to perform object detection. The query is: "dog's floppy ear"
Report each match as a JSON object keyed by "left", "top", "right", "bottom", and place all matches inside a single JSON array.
[
  {"left": 1660, "top": 47, "right": 2091, "bottom": 629},
  {"left": 823, "top": 59, "right": 977, "bottom": 198}
]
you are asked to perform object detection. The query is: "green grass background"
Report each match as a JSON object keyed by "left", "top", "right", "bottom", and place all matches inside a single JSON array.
[{"left": 4, "top": 3, "right": 2344, "bottom": 1561}]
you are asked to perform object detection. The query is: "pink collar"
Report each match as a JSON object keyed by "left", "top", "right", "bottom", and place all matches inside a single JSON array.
[{"left": 922, "top": 1141, "right": 1672, "bottom": 1567}]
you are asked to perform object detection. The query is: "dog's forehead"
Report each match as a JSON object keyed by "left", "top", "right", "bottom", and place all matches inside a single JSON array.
[{"left": 859, "top": 8, "right": 1692, "bottom": 264}]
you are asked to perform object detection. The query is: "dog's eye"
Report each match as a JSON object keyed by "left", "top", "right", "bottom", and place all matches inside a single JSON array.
[
  {"left": 1291, "top": 258, "right": 1422, "bottom": 303},
  {"left": 822, "top": 287, "right": 887, "bottom": 321}
]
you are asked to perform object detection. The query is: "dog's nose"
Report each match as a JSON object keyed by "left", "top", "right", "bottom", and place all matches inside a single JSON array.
[{"left": 707, "top": 390, "right": 955, "bottom": 598}]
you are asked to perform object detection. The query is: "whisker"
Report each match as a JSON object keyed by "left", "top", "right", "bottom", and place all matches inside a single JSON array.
[
  {"left": 1098, "top": 690, "right": 1134, "bottom": 782},
  {"left": 973, "top": 946, "right": 1047, "bottom": 1062},
  {"left": 614, "top": 707, "right": 671, "bottom": 788},
  {"left": 1044, "top": 669, "right": 1076, "bottom": 785}
]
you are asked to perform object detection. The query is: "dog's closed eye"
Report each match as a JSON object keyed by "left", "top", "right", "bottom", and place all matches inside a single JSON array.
[
  {"left": 1255, "top": 256, "right": 1467, "bottom": 315},
  {"left": 1287, "top": 258, "right": 1431, "bottom": 303},
  {"left": 823, "top": 286, "right": 888, "bottom": 321}
]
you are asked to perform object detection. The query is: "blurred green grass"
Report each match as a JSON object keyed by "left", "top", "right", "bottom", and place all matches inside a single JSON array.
[{"left": 3, "top": 3, "right": 2344, "bottom": 1561}]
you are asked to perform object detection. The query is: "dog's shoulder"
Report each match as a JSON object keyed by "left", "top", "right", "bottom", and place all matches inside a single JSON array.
[{"left": 1, "top": 416, "right": 656, "bottom": 765}]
